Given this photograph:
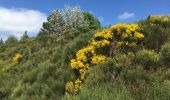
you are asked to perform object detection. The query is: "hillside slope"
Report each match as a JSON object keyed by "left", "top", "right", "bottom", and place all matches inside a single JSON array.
[{"left": 0, "top": 15, "right": 170, "bottom": 100}]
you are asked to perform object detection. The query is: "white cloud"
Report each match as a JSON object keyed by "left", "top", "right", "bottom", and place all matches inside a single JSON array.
[
  {"left": 118, "top": 12, "right": 135, "bottom": 20},
  {"left": 0, "top": 7, "right": 47, "bottom": 39}
]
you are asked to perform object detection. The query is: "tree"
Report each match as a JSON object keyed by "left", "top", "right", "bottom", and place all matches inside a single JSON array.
[
  {"left": 21, "top": 31, "right": 29, "bottom": 39},
  {"left": 39, "top": 6, "right": 90, "bottom": 36},
  {"left": 61, "top": 6, "right": 89, "bottom": 30},
  {"left": 5, "top": 36, "right": 18, "bottom": 45},
  {"left": 0, "top": 38, "right": 3, "bottom": 44},
  {"left": 83, "top": 12, "right": 101, "bottom": 29},
  {"left": 41, "top": 10, "right": 65, "bottom": 35}
]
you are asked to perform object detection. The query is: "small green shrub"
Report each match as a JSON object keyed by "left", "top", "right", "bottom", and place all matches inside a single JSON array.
[
  {"left": 85, "top": 53, "right": 134, "bottom": 86},
  {"left": 135, "top": 49, "right": 159, "bottom": 70},
  {"left": 160, "top": 42, "right": 170, "bottom": 66}
]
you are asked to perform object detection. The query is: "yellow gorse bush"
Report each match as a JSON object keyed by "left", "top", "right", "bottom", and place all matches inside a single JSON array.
[
  {"left": 65, "top": 23, "right": 144, "bottom": 94},
  {"left": 13, "top": 53, "right": 23, "bottom": 62}
]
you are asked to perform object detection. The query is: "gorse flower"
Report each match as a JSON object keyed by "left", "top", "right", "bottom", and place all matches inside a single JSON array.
[
  {"left": 91, "top": 55, "right": 106, "bottom": 64},
  {"left": 65, "top": 23, "right": 145, "bottom": 94},
  {"left": 13, "top": 53, "right": 23, "bottom": 63},
  {"left": 134, "top": 32, "right": 144, "bottom": 39}
]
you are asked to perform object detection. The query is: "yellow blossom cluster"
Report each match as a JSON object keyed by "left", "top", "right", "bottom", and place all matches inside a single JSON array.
[
  {"left": 110, "top": 23, "right": 144, "bottom": 48},
  {"left": 94, "top": 29, "right": 113, "bottom": 39},
  {"left": 149, "top": 16, "right": 163, "bottom": 23},
  {"left": 65, "top": 78, "right": 82, "bottom": 94},
  {"left": 91, "top": 55, "right": 106, "bottom": 64},
  {"left": 65, "top": 23, "right": 144, "bottom": 94},
  {"left": 13, "top": 53, "right": 23, "bottom": 63},
  {"left": 134, "top": 32, "right": 144, "bottom": 39},
  {"left": 66, "top": 30, "right": 110, "bottom": 94}
]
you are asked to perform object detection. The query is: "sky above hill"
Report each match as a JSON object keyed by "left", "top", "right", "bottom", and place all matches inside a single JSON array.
[{"left": 0, "top": 0, "right": 170, "bottom": 40}]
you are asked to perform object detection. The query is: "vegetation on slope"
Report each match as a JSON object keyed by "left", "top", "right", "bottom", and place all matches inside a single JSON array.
[{"left": 0, "top": 6, "right": 170, "bottom": 100}]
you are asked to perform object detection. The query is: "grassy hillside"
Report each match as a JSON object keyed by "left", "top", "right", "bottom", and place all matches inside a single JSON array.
[{"left": 0, "top": 10, "right": 170, "bottom": 100}]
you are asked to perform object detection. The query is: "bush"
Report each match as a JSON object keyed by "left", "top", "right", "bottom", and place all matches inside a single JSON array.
[
  {"left": 10, "top": 60, "right": 74, "bottom": 100},
  {"left": 135, "top": 49, "right": 159, "bottom": 70},
  {"left": 160, "top": 42, "right": 170, "bottom": 66},
  {"left": 62, "top": 33, "right": 93, "bottom": 63},
  {"left": 139, "top": 16, "right": 170, "bottom": 51},
  {"left": 85, "top": 53, "right": 134, "bottom": 85}
]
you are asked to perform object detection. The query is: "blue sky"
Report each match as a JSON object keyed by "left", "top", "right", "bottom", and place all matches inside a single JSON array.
[{"left": 0, "top": 0, "right": 170, "bottom": 39}]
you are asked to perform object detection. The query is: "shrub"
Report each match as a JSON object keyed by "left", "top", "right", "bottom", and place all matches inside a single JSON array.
[
  {"left": 139, "top": 16, "right": 170, "bottom": 51},
  {"left": 134, "top": 49, "right": 159, "bottom": 70},
  {"left": 66, "top": 23, "right": 144, "bottom": 94},
  {"left": 119, "top": 65, "right": 157, "bottom": 100},
  {"left": 160, "top": 42, "right": 170, "bottom": 66},
  {"left": 85, "top": 53, "right": 134, "bottom": 86}
]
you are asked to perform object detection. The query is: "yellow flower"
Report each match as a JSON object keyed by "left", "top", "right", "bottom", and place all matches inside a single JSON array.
[
  {"left": 77, "top": 61, "right": 85, "bottom": 69},
  {"left": 79, "top": 69, "right": 86, "bottom": 75},
  {"left": 122, "top": 33, "right": 128, "bottom": 38},
  {"left": 75, "top": 78, "right": 82, "bottom": 84},
  {"left": 74, "top": 83, "right": 81, "bottom": 92},
  {"left": 65, "top": 81, "right": 74, "bottom": 93},
  {"left": 76, "top": 50, "right": 87, "bottom": 62},
  {"left": 13, "top": 53, "right": 22, "bottom": 62},
  {"left": 103, "top": 32, "right": 112, "bottom": 39},
  {"left": 66, "top": 23, "right": 145, "bottom": 94},
  {"left": 91, "top": 55, "right": 106, "bottom": 64},
  {"left": 134, "top": 32, "right": 144, "bottom": 39},
  {"left": 94, "top": 31, "right": 103, "bottom": 38},
  {"left": 70, "top": 59, "right": 78, "bottom": 69},
  {"left": 80, "top": 73, "right": 86, "bottom": 80},
  {"left": 101, "top": 39, "right": 110, "bottom": 46}
]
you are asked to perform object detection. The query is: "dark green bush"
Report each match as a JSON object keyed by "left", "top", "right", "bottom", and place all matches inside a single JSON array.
[
  {"left": 139, "top": 16, "right": 170, "bottom": 51},
  {"left": 86, "top": 53, "right": 134, "bottom": 85},
  {"left": 160, "top": 42, "right": 170, "bottom": 66},
  {"left": 134, "top": 49, "right": 159, "bottom": 70}
]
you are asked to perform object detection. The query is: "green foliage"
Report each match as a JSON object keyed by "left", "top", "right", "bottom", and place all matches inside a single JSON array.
[
  {"left": 134, "top": 49, "right": 160, "bottom": 70},
  {"left": 62, "top": 32, "right": 93, "bottom": 63},
  {"left": 86, "top": 53, "right": 134, "bottom": 85},
  {"left": 62, "top": 84, "right": 132, "bottom": 100},
  {"left": 160, "top": 42, "right": 170, "bottom": 66},
  {"left": 0, "top": 12, "right": 170, "bottom": 100},
  {"left": 139, "top": 16, "right": 170, "bottom": 51},
  {"left": 0, "top": 38, "right": 4, "bottom": 44},
  {"left": 9, "top": 61, "right": 74, "bottom": 100},
  {"left": 153, "top": 81, "right": 170, "bottom": 100},
  {"left": 20, "top": 31, "right": 29, "bottom": 42},
  {"left": 83, "top": 12, "right": 101, "bottom": 29},
  {"left": 5, "top": 36, "right": 18, "bottom": 46}
]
